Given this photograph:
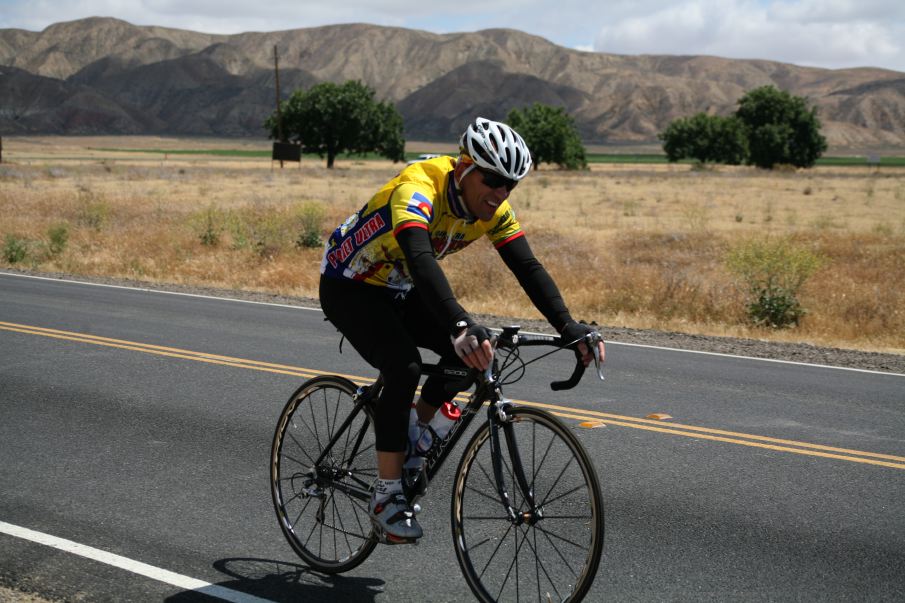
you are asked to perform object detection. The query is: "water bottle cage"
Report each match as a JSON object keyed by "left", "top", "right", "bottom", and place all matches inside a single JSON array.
[
  {"left": 417, "top": 425, "right": 440, "bottom": 456},
  {"left": 420, "top": 421, "right": 462, "bottom": 465}
]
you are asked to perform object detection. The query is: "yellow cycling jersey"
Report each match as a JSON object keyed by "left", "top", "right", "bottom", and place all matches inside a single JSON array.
[{"left": 320, "top": 156, "right": 523, "bottom": 290}]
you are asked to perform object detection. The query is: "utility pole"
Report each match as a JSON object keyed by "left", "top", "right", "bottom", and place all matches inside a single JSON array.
[
  {"left": 270, "top": 45, "right": 300, "bottom": 170},
  {"left": 274, "top": 45, "right": 285, "bottom": 144},
  {"left": 274, "top": 45, "right": 283, "bottom": 168}
]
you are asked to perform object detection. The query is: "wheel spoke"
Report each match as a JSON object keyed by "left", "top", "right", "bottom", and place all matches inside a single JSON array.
[
  {"left": 329, "top": 387, "right": 341, "bottom": 442},
  {"left": 307, "top": 392, "right": 323, "bottom": 453},
  {"left": 339, "top": 487, "right": 370, "bottom": 538},
  {"left": 540, "top": 482, "right": 588, "bottom": 508},
  {"left": 279, "top": 448, "right": 314, "bottom": 468},
  {"left": 494, "top": 520, "right": 532, "bottom": 601},
  {"left": 534, "top": 523, "right": 592, "bottom": 553},
  {"left": 534, "top": 527, "right": 541, "bottom": 603},
  {"left": 290, "top": 413, "right": 320, "bottom": 453},
  {"left": 537, "top": 452, "right": 580, "bottom": 509},
  {"left": 477, "top": 521, "right": 517, "bottom": 578},
  {"left": 288, "top": 495, "right": 313, "bottom": 530},
  {"left": 521, "top": 524, "right": 566, "bottom": 601},
  {"left": 529, "top": 429, "right": 556, "bottom": 490},
  {"left": 473, "top": 458, "right": 497, "bottom": 490},
  {"left": 301, "top": 499, "right": 321, "bottom": 547},
  {"left": 464, "top": 482, "right": 505, "bottom": 505}
]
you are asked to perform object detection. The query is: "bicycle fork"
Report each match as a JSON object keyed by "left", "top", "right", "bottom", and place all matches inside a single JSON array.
[{"left": 488, "top": 398, "right": 542, "bottom": 526}]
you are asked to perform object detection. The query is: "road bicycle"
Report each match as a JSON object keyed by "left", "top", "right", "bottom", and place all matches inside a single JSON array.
[{"left": 270, "top": 325, "right": 606, "bottom": 602}]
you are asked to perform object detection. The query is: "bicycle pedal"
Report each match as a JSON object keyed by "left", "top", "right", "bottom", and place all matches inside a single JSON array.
[
  {"left": 382, "top": 533, "right": 420, "bottom": 546},
  {"left": 371, "top": 522, "right": 421, "bottom": 546}
]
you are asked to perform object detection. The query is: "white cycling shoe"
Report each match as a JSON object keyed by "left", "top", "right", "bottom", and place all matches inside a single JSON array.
[{"left": 369, "top": 492, "right": 423, "bottom": 544}]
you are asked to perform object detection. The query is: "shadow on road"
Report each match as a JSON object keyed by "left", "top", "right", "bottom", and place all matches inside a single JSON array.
[{"left": 164, "top": 557, "right": 384, "bottom": 602}]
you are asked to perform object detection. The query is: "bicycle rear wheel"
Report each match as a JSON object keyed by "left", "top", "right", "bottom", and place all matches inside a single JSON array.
[
  {"left": 270, "top": 375, "right": 378, "bottom": 573},
  {"left": 451, "top": 407, "right": 604, "bottom": 602}
]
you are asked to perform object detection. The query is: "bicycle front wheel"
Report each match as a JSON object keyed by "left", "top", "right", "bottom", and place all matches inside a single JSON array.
[
  {"left": 451, "top": 407, "right": 604, "bottom": 602},
  {"left": 270, "top": 375, "right": 378, "bottom": 573}
]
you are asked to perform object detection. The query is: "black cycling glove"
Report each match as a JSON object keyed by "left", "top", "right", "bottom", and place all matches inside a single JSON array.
[
  {"left": 451, "top": 324, "right": 491, "bottom": 359},
  {"left": 560, "top": 320, "right": 597, "bottom": 348}
]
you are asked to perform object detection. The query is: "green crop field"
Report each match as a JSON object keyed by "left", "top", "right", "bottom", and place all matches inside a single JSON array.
[{"left": 89, "top": 146, "right": 905, "bottom": 168}]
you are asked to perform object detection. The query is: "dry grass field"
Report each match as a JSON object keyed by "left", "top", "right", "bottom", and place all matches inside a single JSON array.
[{"left": 2, "top": 136, "right": 903, "bottom": 353}]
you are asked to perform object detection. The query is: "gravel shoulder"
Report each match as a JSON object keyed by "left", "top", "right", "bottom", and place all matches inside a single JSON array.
[
  {"left": 0, "top": 585, "right": 53, "bottom": 603},
  {"left": 5, "top": 268, "right": 904, "bottom": 375}
]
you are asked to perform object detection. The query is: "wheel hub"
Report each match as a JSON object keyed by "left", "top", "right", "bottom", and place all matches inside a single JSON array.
[{"left": 515, "top": 506, "right": 544, "bottom": 526}]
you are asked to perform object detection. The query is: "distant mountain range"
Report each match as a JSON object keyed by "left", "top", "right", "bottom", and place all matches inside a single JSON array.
[{"left": 1, "top": 17, "right": 904, "bottom": 148}]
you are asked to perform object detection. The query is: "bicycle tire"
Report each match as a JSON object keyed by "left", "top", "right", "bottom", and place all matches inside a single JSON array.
[
  {"left": 270, "top": 375, "right": 378, "bottom": 573},
  {"left": 451, "top": 407, "right": 604, "bottom": 602}
]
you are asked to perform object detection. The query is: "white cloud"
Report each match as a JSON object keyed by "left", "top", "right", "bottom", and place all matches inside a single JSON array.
[
  {"left": 594, "top": 0, "right": 905, "bottom": 72},
  {"left": 768, "top": 0, "right": 905, "bottom": 23}
]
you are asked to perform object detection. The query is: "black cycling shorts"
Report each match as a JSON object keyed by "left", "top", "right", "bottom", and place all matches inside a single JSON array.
[{"left": 319, "top": 275, "right": 466, "bottom": 452}]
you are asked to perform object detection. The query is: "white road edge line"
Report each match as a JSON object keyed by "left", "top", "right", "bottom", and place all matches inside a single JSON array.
[
  {"left": 0, "top": 521, "right": 274, "bottom": 603},
  {"left": 2, "top": 271, "right": 902, "bottom": 377},
  {"left": 600, "top": 340, "right": 905, "bottom": 377},
  {"left": 0, "top": 271, "right": 319, "bottom": 312}
]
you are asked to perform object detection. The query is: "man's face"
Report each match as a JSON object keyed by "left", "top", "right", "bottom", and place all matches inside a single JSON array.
[{"left": 459, "top": 166, "right": 519, "bottom": 222}]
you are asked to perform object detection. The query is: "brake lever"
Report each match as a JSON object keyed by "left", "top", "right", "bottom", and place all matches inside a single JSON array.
[{"left": 591, "top": 333, "right": 605, "bottom": 382}]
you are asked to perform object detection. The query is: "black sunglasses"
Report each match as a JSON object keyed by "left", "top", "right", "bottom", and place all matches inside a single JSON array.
[{"left": 478, "top": 168, "right": 518, "bottom": 192}]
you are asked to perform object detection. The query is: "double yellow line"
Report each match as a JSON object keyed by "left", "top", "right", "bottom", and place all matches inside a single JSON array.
[
  {"left": 0, "top": 320, "right": 332, "bottom": 380},
  {"left": 3, "top": 320, "right": 904, "bottom": 470}
]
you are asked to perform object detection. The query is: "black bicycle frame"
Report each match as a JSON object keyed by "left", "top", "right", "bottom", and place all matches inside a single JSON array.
[{"left": 307, "top": 360, "right": 527, "bottom": 512}]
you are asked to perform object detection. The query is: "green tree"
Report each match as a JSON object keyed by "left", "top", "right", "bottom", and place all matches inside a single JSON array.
[
  {"left": 709, "top": 115, "right": 749, "bottom": 165},
  {"left": 658, "top": 112, "right": 748, "bottom": 164},
  {"left": 735, "top": 85, "right": 827, "bottom": 169},
  {"left": 507, "top": 104, "right": 587, "bottom": 170},
  {"left": 265, "top": 80, "right": 405, "bottom": 168}
]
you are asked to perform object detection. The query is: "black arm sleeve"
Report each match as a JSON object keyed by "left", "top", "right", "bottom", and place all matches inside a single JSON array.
[
  {"left": 497, "top": 235, "right": 573, "bottom": 332},
  {"left": 396, "top": 226, "right": 473, "bottom": 335}
]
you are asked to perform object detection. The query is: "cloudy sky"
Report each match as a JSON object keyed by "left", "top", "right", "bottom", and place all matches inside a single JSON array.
[{"left": 2, "top": 0, "right": 903, "bottom": 72}]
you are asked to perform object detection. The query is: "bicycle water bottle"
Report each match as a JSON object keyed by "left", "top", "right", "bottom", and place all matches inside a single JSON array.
[{"left": 415, "top": 401, "right": 461, "bottom": 456}]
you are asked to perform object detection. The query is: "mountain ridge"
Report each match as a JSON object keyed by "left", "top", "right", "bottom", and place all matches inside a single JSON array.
[{"left": 1, "top": 17, "right": 903, "bottom": 147}]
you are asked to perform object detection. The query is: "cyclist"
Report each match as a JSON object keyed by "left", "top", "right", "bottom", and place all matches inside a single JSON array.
[{"left": 319, "top": 117, "right": 605, "bottom": 543}]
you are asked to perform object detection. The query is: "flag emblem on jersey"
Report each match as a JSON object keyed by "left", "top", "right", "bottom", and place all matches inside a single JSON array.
[{"left": 405, "top": 192, "right": 433, "bottom": 221}]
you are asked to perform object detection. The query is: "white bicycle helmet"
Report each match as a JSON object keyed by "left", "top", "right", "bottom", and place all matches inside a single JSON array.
[{"left": 459, "top": 117, "right": 532, "bottom": 181}]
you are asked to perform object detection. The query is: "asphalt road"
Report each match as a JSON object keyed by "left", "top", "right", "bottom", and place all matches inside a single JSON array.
[{"left": 1, "top": 272, "right": 903, "bottom": 602}]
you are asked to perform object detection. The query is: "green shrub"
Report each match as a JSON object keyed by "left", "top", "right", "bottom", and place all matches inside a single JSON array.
[
  {"left": 726, "top": 236, "right": 823, "bottom": 327},
  {"left": 196, "top": 205, "right": 224, "bottom": 246},
  {"left": 47, "top": 223, "right": 69, "bottom": 256},
  {"left": 227, "top": 207, "right": 289, "bottom": 258},
  {"left": 252, "top": 217, "right": 284, "bottom": 258},
  {"left": 76, "top": 188, "right": 110, "bottom": 231},
  {"left": 3, "top": 234, "right": 29, "bottom": 263},
  {"left": 296, "top": 201, "right": 325, "bottom": 248}
]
